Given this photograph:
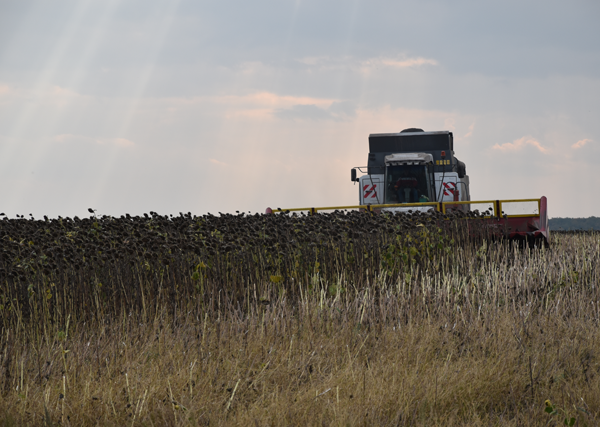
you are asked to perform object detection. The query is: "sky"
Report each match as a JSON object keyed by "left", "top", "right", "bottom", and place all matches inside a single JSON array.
[{"left": 0, "top": 0, "right": 599, "bottom": 218}]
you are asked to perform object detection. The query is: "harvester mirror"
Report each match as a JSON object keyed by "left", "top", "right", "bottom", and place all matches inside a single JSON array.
[{"left": 351, "top": 168, "right": 357, "bottom": 182}]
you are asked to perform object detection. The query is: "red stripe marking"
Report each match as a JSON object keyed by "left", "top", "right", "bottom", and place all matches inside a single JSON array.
[{"left": 363, "top": 184, "right": 377, "bottom": 199}]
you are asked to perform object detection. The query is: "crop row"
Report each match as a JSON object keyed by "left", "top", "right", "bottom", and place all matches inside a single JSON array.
[{"left": 0, "top": 209, "right": 495, "bottom": 326}]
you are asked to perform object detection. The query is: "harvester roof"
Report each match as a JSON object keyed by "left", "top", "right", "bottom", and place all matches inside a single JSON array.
[{"left": 368, "top": 130, "right": 453, "bottom": 154}]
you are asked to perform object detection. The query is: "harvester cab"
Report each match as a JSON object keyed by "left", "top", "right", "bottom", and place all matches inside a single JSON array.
[{"left": 352, "top": 128, "right": 470, "bottom": 213}]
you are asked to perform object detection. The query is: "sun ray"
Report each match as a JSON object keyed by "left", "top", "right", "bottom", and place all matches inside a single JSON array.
[
  {"left": 17, "top": 0, "right": 123, "bottom": 212},
  {"left": 91, "top": 0, "right": 182, "bottom": 206},
  {"left": 1, "top": 0, "right": 97, "bottom": 212}
]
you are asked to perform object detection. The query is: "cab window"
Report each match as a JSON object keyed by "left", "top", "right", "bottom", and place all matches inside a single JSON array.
[{"left": 385, "top": 165, "right": 431, "bottom": 203}]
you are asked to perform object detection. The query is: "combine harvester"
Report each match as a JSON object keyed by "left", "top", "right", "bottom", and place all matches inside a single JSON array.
[{"left": 266, "top": 128, "right": 549, "bottom": 246}]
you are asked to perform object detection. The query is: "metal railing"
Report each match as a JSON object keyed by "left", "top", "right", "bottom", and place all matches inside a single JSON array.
[
  {"left": 498, "top": 199, "right": 541, "bottom": 218},
  {"left": 267, "top": 198, "right": 543, "bottom": 219}
]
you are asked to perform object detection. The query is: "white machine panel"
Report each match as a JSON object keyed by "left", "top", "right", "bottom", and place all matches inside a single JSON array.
[
  {"left": 359, "top": 175, "right": 384, "bottom": 205},
  {"left": 434, "top": 172, "right": 460, "bottom": 203}
]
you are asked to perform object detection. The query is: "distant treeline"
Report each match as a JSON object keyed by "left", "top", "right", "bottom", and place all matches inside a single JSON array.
[{"left": 549, "top": 217, "right": 600, "bottom": 230}]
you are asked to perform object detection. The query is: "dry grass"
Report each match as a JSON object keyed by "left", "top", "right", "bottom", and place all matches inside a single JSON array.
[{"left": 1, "top": 232, "right": 600, "bottom": 426}]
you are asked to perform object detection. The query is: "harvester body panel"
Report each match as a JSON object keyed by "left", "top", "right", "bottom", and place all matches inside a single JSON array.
[{"left": 359, "top": 174, "right": 384, "bottom": 205}]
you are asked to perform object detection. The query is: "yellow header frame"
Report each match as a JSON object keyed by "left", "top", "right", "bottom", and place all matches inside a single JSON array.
[{"left": 271, "top": 198, "right": 542, "bottom": 219}]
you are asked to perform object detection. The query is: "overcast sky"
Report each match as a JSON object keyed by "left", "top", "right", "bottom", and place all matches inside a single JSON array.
[{"left": 1, "top": 0, "right": 599, "bottom": 218}]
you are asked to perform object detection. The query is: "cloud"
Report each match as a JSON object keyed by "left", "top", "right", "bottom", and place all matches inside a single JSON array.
[
  {"left": 0, "top": 85, "right": 16, "bottom": 107},
  {"left": 359, "top": 56, "right": 438, "bottom": 75},
  {"left": 296, "top": 56, "right": 330, "bottom": 66},
  {"left": 492, "top": 136, "right": 548, "bottom": 153},
  {"left": 274, "top": 101, "right": 356, "bottom": 121},
  {"left": 206, "top": 92, "right": 337, "bottom": 120},
  {"left": 50, "top": 85, "right": 79, "bottom": 96},
  {"left": 209, "top": 158, "right": 227, "bottom": 166},
  {"left": 214, "top": 92, "right": 333, "bottom": 108},
  {"left": 53, "top": 134, "right": 134, "bottom": 147},
  {"left": 294, "top": 55, "right": 438, "bottom": 72},
  {"left": 464, "top": 123, "right": 475, "bottom": 138},
  {"left": 379, "top": 57, "right": 438, "bottom": 68},
  {"left": 274, "top": 104, "right": 332, "bottom": 121},
  {"left": 53, "top": 134, "right": 91, "bottom": 144},
  {"left": 443, "top": 118, "right": 456, "bottom": 131},
  {"left": 100, "top": 137, "right": 134, "bottom": 147},
  {"left": 328, "top": 101, "right": 356, "bottom": 118},
  {"left": 572, "top": 138, "right": 592, "bottom": 149},
  {"left": 203, "top": 91, "right": 356, "bottom": 122}
]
